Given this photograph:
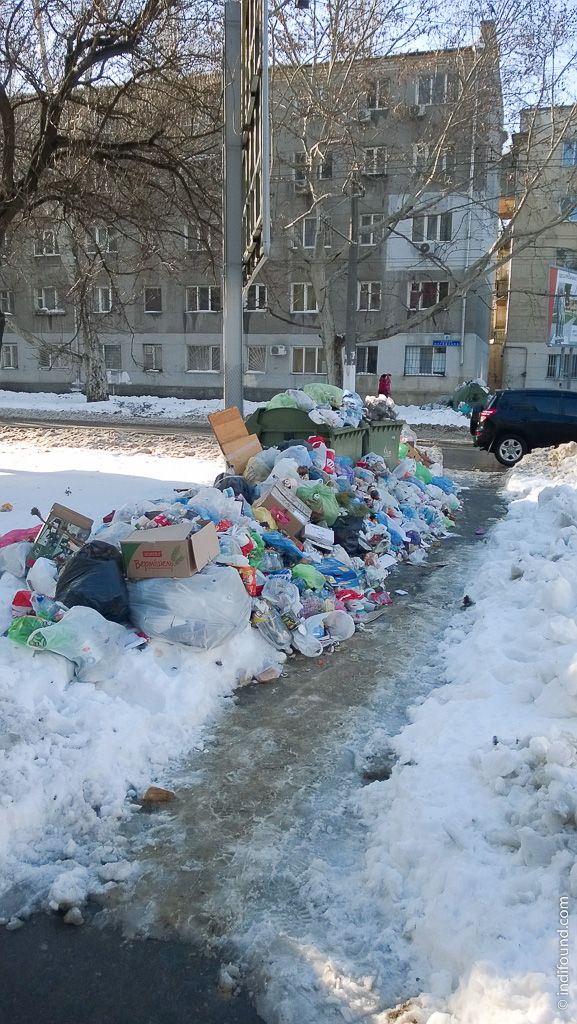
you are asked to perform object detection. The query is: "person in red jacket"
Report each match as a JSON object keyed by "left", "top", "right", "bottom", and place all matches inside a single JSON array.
[{"left": 378, "top": 373, "right": 391, "bottom": 397}]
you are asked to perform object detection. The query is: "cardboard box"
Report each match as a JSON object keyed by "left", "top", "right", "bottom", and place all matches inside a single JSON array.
[
  {"left": 253, "top": 482, "right": 311, "bottom": 538},
  {"left": 208, "top": 407, "right": 262, "bottom": 474},
  {"left": 27, "top": 503, "right": 93, "bottom": 569},
  {"left": 121, "top": 521, "right": 219, "bottom": 579}
]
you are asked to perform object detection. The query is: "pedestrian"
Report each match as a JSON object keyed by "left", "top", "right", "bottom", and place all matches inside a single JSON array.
[{"left": 378, "top": 373, "right": 392, "bottom": 398}]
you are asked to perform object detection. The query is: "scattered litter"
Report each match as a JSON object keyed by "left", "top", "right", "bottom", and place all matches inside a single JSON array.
[{"left": 395, "top": 589, "right": 409, "bottom": 596}]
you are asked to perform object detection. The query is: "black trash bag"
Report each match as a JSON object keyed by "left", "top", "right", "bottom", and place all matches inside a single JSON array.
[
  {"left": 55, "top": 541, "right": 130, "bottom": 624},
  {"left": 213, "top": 473, "right": 257, "bottom": 503},
  {"left": 332, "top": 516, "right": 365, "bottom": 557}
]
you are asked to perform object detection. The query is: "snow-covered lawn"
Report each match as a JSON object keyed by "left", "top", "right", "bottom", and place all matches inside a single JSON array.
[
  {"left": 0, "top": 389, "right": 468, "bottom": 428},
  {"left": 361, "top": 443, "right": 577, "bottom": 1022},
  {"left": 0, "top": 441, "right": 281, "bottom": 922}
]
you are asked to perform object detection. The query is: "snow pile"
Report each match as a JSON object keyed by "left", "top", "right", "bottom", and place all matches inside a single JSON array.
[
  {"left": 361, "top": 442, "right": 577, "bottom": 1022},
  {"left": 0, "top": 440, "right": 283, "bottom": 920},
  {"left": 394, "top": 404, "right": 468, "bottom": 427}
]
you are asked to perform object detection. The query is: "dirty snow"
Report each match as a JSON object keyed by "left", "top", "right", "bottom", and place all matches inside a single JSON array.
[
  {"left": 0, "top": 389, "right": 468, "bottom": 427},
  {"left": 0, "top": 440, "right": 282, "bottom": 921}
]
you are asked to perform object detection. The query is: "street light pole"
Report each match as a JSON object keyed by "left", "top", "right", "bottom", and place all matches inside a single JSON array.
[
  {"left": 343, "top": 180, "right": 360, "bottom": 392},
  {"left": 223, "top": 0, "right": 244, "bottom": 411}
]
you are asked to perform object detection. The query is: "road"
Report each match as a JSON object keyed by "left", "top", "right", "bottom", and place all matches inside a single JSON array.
[{"left": 0, "top": 439, "right": 508, "bottom": 1024}]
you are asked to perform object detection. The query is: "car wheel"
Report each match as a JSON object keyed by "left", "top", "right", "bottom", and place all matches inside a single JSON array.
[{"left": 494, "top": 434, "right": 527, "bottom": 466}]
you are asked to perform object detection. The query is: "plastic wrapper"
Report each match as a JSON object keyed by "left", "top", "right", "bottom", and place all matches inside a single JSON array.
[
  {"left": 55, "top": 541, "right": 130, "bottom": 624},
  {"left": 0, "top": 541, "right": 32, "bottom": 579},
  {"left": 127, "top": 564, "right": 250, "bottom": 649}
]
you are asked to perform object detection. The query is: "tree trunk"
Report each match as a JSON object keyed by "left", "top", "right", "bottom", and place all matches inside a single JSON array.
[
  {"left": 82, "top": 320, "right": 109, "bottom": 402},
  {"left": 310, "top": 263, "right": 344, "bottom": 387}
]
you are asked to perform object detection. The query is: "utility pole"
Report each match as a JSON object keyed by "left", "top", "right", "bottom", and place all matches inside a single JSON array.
[
  {"left": 222, "top": 0, "right": 244, "bottom": 411},
  {"left": 343, "top": 177, "right": 361, "bottom": 393}
]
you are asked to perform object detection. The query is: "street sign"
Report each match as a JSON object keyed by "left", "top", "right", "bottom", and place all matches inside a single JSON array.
[
  {"left": 433, "top": 339, "right": 461, "bottom": 347},
  {"left": 240, "top": 0, "right": 270, "bottom": 287}
]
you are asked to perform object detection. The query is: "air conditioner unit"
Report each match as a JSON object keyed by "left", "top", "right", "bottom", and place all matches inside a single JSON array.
[
  {"left": 419, "top": 242, "right": 431, "bottom": 254},
  {"left": 269, "top": 344, "right": 287, "bottom": 356},
  {"left": 410, "top": 104, "right": 427, "bottom": 118}
]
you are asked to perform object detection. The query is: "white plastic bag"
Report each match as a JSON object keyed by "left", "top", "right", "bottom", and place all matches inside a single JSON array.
[
  {"left": 127, "top": 564, "right": 251, "bottom": 649},
  {"left": 262, "top": 578, "right": 302, "bottom": 618},
  {"left": 24, "top": 605, "right": 127, "bottom": 676},
  {"left": 27, "top": 557, "right": 58, "bottom": 598},
  {"left": 0, "top": 541, "right": 32, "bottom": 579}
]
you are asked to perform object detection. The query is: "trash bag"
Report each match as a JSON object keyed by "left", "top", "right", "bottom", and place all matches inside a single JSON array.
[
  {"left": 8, "top": 606, "right": 127, "bottom": 677},
  {"left": 304, "top": 610, "right": 355, "bottom": 643},
  {"left": 291, "top": 563, "right": 326, "bottom": 590},
  {"left": 251, "top": 598, "right": 293, "bottom": 652},
  {"left": 213, "top": 474, "right": 257, "bottom": 503},
  {"left": 27, "top": 556, "right": 58, "bottom": 598},
  {"left": 303, "top": 383, "right": 344, "bottom": 408},
  {"left": 284, "top": 390, "right": 316, "bottom": 413},
  {"left": 244, "top": 449, "right": 279, "bottom": 484},
  {"left": 0, "top": 541, "right": 32, "bottom": 579},
  {"left": 127, "top": 564, "right": 250, "bottom": 649},
  {"left": 55, "top": 541, "right": 130, "bottom": 624},
  {"left": 296, "top": 484, "right": 341, "bottom": 526},
  {"left": 332, "top": 516, "right": 365, "bottom": 557},
  {"left": 266, "top": 393, "right": 300, "bottom": 409},
  {"left": 262, "top": 578, "right": 302, "bottom": 619}
]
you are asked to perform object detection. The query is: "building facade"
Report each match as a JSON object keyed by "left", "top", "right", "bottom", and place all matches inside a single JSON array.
[{"left": 0, "top": 26, "right": 502, "bottom": 403}]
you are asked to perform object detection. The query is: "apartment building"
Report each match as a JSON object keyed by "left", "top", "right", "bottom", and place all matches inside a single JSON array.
[
  {"left": 503, "top": 106, "right": 577, "bottom": 389},
  {"left": 0, "top": 24, "right": 502, "bottom": 402}
]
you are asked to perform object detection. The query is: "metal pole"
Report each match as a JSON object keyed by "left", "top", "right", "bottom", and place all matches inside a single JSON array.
[
  {"left": 343, "top": 186, "right": 359, "bottom": 392},
  {"left": 223, "top": 0, "right": 244, "bottom": 411}
]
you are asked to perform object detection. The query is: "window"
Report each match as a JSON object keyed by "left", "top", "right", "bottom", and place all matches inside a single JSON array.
[
  {"left": 39, "top": 346, "right": 69, "bottom": 369},
  {"left": 547, "top": 353, "right": 559, "bottom": 379},
  {"left": 245, "top": 284, "right": 267, "bottom": 310},
  {"left": 93, "top": 286, "right": 112, "bottom": 313},
  {"left": 291, "top": 282, "right": 317, "bottom": 312},
  {"left": 413, "top": 143, "right": 430, "bottom": 173},
  {"left": 144, "top": 287, "right": 162, "bottom": 313},
  {"left": 363, "top": 147, "right": 387, "bottom": 175},
  {"left": 441, "top": 145, "right": 456, "bottom": 174},
  {"left": 412, "top": 212, "right": 452, "bottom": 242},
  {"left": 358, "top": 281, "right": 381, "bottom": 311},
  {"left": 186, "top": 285, "right": 221, "bottom": 312},
  {"left": 247, "top": 345, "right": 266, "bottom": 373},
  {"left": 302, "top": 216, "right": 317, "bottom": 248},
  {"left": 404, "top": 345, "right": 446, "bottom": 376},
  {"left": 417, "top": 72, "right": 458, "bottom": 105},
  {"left": 87, "top": 226, "right": 117, "bottom": 253},
  {"left": 292, "top": 346, "right": 326, "bottom": 374},
  {"left": 0, "top": 289, "right": 14, "bottom": 314},
  {"left": 409, "top": 280, "right": 450, "bottom": 310},
  {"left": 185, "top": 222, "right": 211, "bottom": 252},
  {"left": 366, "top": 78, "right": 390, "bottom": 110},
  {"left": 359, "top": 213, "right": 383, "bottom": 246},
  {"left": 293, "top": 152, "right": 308, "bottom": 190},
  {"left": 322, "top": 217, "right": 333, "bottom": 248},
  {"left": 560, "top": 197, "right": 577, "bottom": 223},
  {"left": 143, "top": 343, "right": 162, "bottom": 371},
  {"left": 103, "top": 344, "right": 122, "bottom": 370},
  {"left": 556, "top": 248, "right": 577, "bottom": 271},
  {"left": 356, "top": 345, "right": 378, "bottom": 374},
  {"left": 34, "top": 229, "right": 59, "bottom": 256},
  {"left": 35, "top": 287, "right": 61, "bottom": 312},
  {"left": 1, "top": 343, "right": 18, "bottom": 369},
  {"left": 186, "top": 345, "right": 221, "bottom": 372},
  {"left": 562, "top": 140, "right": 577, "bottom": 167},
  {"left": 317, "top": 154, "right": 333, "bottom": 180}
]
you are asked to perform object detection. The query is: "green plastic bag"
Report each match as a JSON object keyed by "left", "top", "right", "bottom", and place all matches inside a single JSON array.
[
  {"left": 296, "top": 484, "right": 341, "bottom": 526},
  {"left": 267, "top": 393, "right": 299, "bottom": 410},
  {"left": 291, "top": 563, "right": 326, "bottom": 590},
  {"left": 8, "top": 615, "right": 49, "bottom": 646},
  {"left": 398, "top": 443, "right": 409, "bottom": 460},
  {"left": 415, "top": 461, "right": 433, "bottom": 484},
  {"left": 247, "top": 530, "right": 265, "bottom": 567},
  {"left": 303, "top": 383, "right": 344, "bottom": 409}
]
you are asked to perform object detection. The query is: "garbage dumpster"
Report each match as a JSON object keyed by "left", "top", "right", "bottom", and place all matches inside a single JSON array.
[
  {"left": 362, "top": 421, "right": 403, "bottom": 468},
  {"left": 244, "top": 408, "right": 366, "bottom": 461}
]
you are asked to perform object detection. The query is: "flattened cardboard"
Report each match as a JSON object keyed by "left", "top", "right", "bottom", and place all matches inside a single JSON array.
[
  {"left": 208, "top": 406, "right": 262, "bottom": 474},
  {"left": 27, "top": 503, "right": 93, "bottom": 569},
  {"left": 121, "top": 521, "right": 219, "bottom": 579},
  {"left": 304, "top": 523, "right": 335, "bottom": 551},
  {"left": 253, "top": 482, "right": 311, "bottom": 538}
]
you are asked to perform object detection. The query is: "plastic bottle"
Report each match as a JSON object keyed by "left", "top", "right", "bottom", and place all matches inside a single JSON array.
[{"left": 30, "top": 593, "right": 66, "bottom": 622}]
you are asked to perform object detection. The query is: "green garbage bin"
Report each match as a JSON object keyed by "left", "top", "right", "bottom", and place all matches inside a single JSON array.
[
  {"left": 362, "top": 421, "right": 403, "bottom": 468},
  {"left": 244, "top": 408, "right": 366, "bottom": 460}
]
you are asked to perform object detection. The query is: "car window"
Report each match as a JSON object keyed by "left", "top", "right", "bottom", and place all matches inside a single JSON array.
[
  {"left": 560, "top": 395, "right": 577, "bottom": 418},
  {"left": 503, "top": 394, "right": 532, "bottom": 410},
  {"left": 532, "top": 395, "right": 560, "bottom": 415}
]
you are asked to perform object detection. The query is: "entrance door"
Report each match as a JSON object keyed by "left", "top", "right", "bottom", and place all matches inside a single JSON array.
[{"left": 502, "top": 347, "right": 527, "bottom": 389}]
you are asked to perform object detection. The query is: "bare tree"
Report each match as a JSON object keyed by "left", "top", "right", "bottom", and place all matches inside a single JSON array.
[
  {"left": 264, "top": 1, "right": 577, "bottom": 385},
  {"left": 0, "top": 0, "right": 221, "bottom": 399}
]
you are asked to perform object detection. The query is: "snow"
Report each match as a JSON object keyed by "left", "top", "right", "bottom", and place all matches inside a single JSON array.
[
  {"left": 359, "top": 442, "right": 577, "bottom": 1022},
  {"left": 0, "top": 388, "right": 468, "bottom": 427},
  {"left": 0, "top": 440, "right": 282, "bottom": 920}
]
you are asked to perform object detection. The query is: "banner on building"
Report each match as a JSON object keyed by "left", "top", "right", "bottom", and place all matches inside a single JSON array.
[{"left": 548, "top": 266, "right": 577, "bottom": 345}]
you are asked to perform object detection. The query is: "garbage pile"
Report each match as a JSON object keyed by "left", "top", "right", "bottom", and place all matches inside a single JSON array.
[
  {"left": 0, "top": 423, "right": 460, "bottom": 680},
  {"left": 264, "top": 384, "right": 396, "bottom": 427}
]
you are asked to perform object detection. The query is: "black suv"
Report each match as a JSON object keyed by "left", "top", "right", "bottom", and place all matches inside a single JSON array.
[{"left": 474, "top": 388, "right": 577, "bottom": 466}]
